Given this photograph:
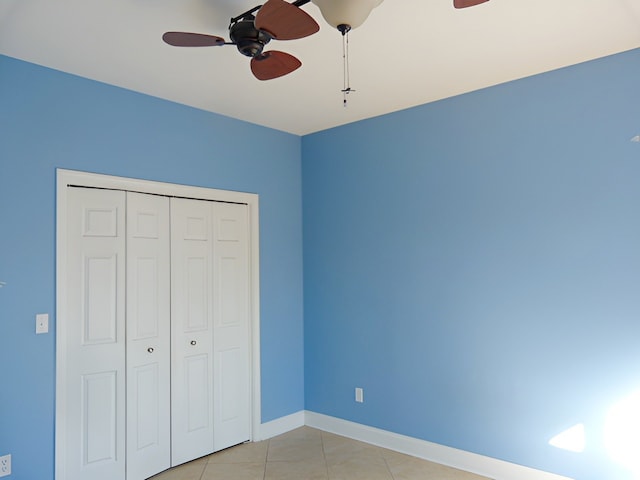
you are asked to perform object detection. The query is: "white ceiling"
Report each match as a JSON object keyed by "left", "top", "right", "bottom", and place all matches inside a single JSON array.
[{"left": 1, "top": 0, "right": 640, "bottom": 135}]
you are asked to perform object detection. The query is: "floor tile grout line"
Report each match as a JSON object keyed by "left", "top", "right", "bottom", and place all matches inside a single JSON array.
[
  {"left": 262, "top": 438, "right": 270, "bottom": 480},
  {"left": 320, "top": 430, "right": 331, "bottom": 479},
  {"left": 197, "top": 455, "right": 206, "bottom": 480},
  {"left": 383, "top": 456, "right": 396, "bottom": 480}
]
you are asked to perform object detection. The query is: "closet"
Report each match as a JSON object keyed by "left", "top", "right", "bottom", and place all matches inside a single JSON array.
[{"left": 55, "top": 171, "right": 257, "bottom": 480}]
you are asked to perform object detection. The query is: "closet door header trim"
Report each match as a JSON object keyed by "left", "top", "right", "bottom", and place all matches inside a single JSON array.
[{"left": 58, "top": 169, "right": 257, "bottom": 204}]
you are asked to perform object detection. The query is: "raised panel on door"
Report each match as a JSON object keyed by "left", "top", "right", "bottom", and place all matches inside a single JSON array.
[
  {"left": 212, "top": 202, "right": 251, "bottom": 450},
  {"left": 126, "top": 192, "right": 171, "bottom": 480},
  {"left": 64, "top": 187, "right": 126, "bottom": 480},
  {"left": 170, "top": 197, "right": 215, "bottom": 466}
]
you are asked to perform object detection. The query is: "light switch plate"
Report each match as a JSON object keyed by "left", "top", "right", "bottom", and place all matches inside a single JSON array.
[{"left": 36, "top": 313, "right": 49, "bottom": 334}]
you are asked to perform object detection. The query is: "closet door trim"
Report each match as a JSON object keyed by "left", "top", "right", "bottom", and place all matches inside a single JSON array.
[{"left": 55, "top": 168, "right": 261, "bottom": 480}]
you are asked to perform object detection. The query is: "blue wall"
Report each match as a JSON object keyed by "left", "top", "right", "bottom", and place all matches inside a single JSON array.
[
  {"left": 0, "top": 55, "right": 304, "bottom": 479},
  {"left": 302, "top": 48, "right": 640, "bottom": 480}
]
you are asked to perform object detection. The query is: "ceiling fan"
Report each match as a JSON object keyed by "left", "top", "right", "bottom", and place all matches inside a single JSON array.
[{"left": 162, "top": 0, "right": 490, "bottom": 81}]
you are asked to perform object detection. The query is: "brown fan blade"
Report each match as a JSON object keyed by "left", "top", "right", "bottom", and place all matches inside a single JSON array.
[
  {"left": 162, "top": 32, "right": 225, "bottom": 47},
  {"left": 250, "top": 50, "right": 301, "bottom": 80},
  {"left": 254, "top": 0, "right": 319, "bottom": 40},
  {"left": 453, "top": 0, "right": 489, "bottom": 8}
]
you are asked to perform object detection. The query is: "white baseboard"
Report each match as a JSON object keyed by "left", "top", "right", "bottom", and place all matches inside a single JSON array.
[
  {"left": 304, "top": 411, "right": 574, "bottom": 480},
  {"left": 257, "top": 410, "right": 305, "bottom": 441}
]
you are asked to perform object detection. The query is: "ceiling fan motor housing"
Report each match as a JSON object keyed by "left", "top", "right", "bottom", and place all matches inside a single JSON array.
[{"left": 230, "top": 18, "right": 272, "bottom": 57}]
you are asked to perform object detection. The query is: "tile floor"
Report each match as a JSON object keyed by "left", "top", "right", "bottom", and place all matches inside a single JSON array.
[{"left": 149, "top": 426, "right": 490, "bottom": 480}]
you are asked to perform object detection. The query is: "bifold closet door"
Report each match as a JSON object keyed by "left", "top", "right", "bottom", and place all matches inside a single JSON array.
[
  {"left": 64, "top": 188, "right": 126, "bottom": 480},
  {"left": 170, "top": 198, "right": 251, "bottom": 465},
  {"left": 62, "top": 186, "right": 252, "bottom": 479},
  {"left": 125, "top": 192, "right": 171, "bottom": 480},
  {"left": 170, "top": 197, "right": 215, "bottom": 465},
  {"left": 64, "top": 188, "right": 171, "bottom": 480},
  {"left": 211, "top": 202, "right": 251, "bottom": 451}
]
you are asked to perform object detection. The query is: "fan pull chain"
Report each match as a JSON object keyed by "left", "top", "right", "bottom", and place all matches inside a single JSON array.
[{"left": 340, "top": 26, "right": 355, "bottom": 107}]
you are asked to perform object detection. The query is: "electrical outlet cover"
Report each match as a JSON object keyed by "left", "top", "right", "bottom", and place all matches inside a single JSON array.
[
  {"left": 0, "top": 454, "right": 11, "bottom": 477},
  {"left": 36, "top": 313, "right": 49, "bottom": 334}
]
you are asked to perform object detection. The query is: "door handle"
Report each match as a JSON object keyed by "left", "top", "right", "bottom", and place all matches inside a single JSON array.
[
  {"left": 190, "top": 340, "right": 197, "bottom": 346},
  {"left": 147, "top": 347, "right": 154, "bottom": 353}
]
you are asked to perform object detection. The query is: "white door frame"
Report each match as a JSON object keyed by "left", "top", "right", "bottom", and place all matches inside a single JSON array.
[{"left": 55, "top": 168, "right": 261, "bottom": 479}]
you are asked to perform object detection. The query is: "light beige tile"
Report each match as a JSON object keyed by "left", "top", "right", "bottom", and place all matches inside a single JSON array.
[
  {"left": 268, "top": 437, "right": 325, "bottom": 462},
  {"left": 327, "top": 454, "right": 393, "bottom": 480},
  {"left": 268, "top": 428, "right": 324, "bottom": 462},
  {"left": 148, "top": 428, "right": 491, "bottom": 480},
  {"left": 383, "top": 450, "right": 490, "bottom": 480},
  {"left": 265, "top": 459, "right": 329, "bottom": 480},
  {"left": 380, "top": 449, "right": 417, "bottom": 463},
  {"left": 321, "top": 431, "right": 353, "bottom": 444},
  {"left": 207, "top": 440, "right": 268, "bottom": 464},
  {"left": 273, "top": 426, "right": 324, "bottom": 441},
  {"left": 201, "top": 462, "right": 266, "bottom": 480},
  {"left": 322, "top": 432, "right": 384, "bottom": 463},
  {"left": 148, "top": 459, "right": 207, "bottom": 480}
]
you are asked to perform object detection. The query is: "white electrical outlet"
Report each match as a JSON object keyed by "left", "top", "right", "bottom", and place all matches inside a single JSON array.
[
  {"left": 0, "top": 454, "right": 11, "bottom": 477},
  {"left": 355, "top": 387, "right": 364, "bottom": 403},
  {"left": 36, "top": 313, "right": 49, "bottom": 334}
]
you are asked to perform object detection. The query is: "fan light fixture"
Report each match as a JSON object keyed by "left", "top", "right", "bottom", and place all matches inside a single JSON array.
[
  {"left": 311, "top": 0, "right": 383, "bottom": 33},
  {"left": 310, "top": 0, "right": 382, "bottom": 106}
]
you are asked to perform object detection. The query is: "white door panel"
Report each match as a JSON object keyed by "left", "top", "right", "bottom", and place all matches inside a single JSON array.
[
  {"left": 65, "top": 187, "right": 126, "bottom": 480},
  {"left": 81, "top": 371, "right": 118, "bottom": 464},
  {"left": 170, "top": 198, "right": 215, "bottom": 466},
  {"left": 213, "top": 203, "right": 251, "bottom": 450},
  {"left": 126, "top": 192, "right": 171, "bottom": 480}
]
